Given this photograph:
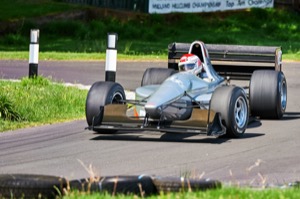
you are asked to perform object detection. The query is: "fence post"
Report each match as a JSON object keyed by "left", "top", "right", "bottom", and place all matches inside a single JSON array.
[
  {"left": 105, "top": 33, "right": 118, "bottom": 82},
  {"left": 29, "top": 29, "right": 39, "bottom": 78}
]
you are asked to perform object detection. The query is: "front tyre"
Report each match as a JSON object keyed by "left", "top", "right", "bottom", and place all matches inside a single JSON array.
[
  {"left": 85, "top": 81, "right": 126, "bottom": 133},
  {"left": 210, "top": 86, "right": 249, "bottom": 138}
]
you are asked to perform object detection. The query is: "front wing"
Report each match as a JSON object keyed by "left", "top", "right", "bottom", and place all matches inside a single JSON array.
[{"left": 88, "top": 104, "right": 226, "bottom": 137}]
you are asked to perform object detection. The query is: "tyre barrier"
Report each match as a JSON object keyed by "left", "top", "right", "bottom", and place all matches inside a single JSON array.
[
  {"left": 69, "top": 175, "right": 156, "bottom": 197},
  {"left": 152, "top": 176, "right": 222, "bottom": 193},
  {"left": 0, "top": 174, "right": 67, "bottom": 199},
  {"left": 0, "top": 174, "right": 221, "bottom": 199}
]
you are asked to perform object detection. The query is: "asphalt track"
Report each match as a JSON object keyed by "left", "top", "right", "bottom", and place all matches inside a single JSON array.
[{"left": 0, "top": 60, "right": 300, "bottom": 186}]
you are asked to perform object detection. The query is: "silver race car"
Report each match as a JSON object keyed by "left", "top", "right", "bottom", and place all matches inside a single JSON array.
[{"left": 85, "top": 41, "right": 287, "bottom": 138}]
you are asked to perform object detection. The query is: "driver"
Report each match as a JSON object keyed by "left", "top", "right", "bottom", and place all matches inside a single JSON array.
[{"left": 178, "top": 54, "right": 203, "bottom": 75}]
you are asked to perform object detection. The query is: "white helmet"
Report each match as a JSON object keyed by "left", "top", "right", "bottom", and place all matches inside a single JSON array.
[{"left": 178, "top": 54, "right": 202, "bottom": 73}]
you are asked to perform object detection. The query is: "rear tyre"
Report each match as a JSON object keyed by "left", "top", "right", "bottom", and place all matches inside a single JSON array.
[
  {"left": 85, "top": 81, "right": 126, "bottom": 133},
  {"left": 141, "top": 68, "right": 176, "bottom": 86},
  {"left": 249, "top": 70, "right": 287, "bottom": 119},
  {"left": 210, "top": 86, "right": 249, "bottom": 138}
]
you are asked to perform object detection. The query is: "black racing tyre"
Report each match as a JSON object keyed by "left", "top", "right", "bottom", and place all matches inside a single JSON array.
[
  {"left": 210, "top": 86, "right": 249, "bottom": 138},
  {"left": 0, "top": 174, "right": 67, "bottom": 199},
  {"left": 249, "top": 70, "right": 287, "bottom": 119},
  {"left": 69, "top": 175, "right": 157, "bottom": 196},
  {"left": 152, "top": 177, "right": 221, "bottom": 193},
  {"left": 85, "top": 81, "right": 126, "bottom": 133},
  {"left": 141, "top": 68, "right": 176, "bottom": 86}
]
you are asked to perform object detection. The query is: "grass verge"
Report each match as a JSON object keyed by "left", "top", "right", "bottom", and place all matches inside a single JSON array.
[
  {"left": 0, "top": 77, "right": 87, "bottom": 132},
  {"left": 0, "top": 50, "right": 296, "bottom": 62},
  {"left": 0, "top": 1, "right": 299, "bottom": 61},
  {"left": 63, "top": 187, "right": 300, "bottom": 199},
  {"left": 0, "top": 51, "right": 166, "bottom": 61}
]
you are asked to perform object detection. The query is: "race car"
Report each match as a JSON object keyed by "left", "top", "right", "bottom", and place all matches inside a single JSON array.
[{"left": 85, "top": 41, "right": 287, "bottom": 138}]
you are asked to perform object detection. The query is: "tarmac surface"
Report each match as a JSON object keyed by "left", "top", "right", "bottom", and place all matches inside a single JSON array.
[{"left": 0, "top": 60, "right": 299, "bottom": 186}]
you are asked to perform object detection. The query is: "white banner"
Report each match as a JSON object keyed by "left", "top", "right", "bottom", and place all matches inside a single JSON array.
[{"left": 149, "top": 0, "right": 274, "bottom": 14}]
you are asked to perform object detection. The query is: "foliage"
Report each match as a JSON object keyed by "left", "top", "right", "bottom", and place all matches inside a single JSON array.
[
  {"left": 0, "top": 0, "right": 79, "bottom": 21},
  {"left": 0, "top": 94, "right": 23, "bottom": 121},
  {"left": 0, "top": 1, "right": 299, "bottom": 59},
  {"left": 0, "top": 77, "right": 87, "bottom": 132}
]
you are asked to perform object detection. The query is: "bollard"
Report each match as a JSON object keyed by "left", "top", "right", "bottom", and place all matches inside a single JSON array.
[
  {"left": 29, "top": 29, "right": 39, "bottom": 78},
  {"left": 105, "top": 33, "right": 118, "bottom": 82}
]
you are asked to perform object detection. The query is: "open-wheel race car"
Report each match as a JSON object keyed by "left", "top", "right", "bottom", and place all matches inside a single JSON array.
[{"left": 85, "top": 41, "right": 287, "bottom": 138}]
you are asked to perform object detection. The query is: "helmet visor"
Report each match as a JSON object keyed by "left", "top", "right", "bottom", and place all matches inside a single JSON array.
[{"left": 179, "top": 63, "right": 195, "bottom": 71}]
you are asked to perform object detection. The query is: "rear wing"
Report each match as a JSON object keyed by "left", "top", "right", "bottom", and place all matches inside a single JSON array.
[{"left": 168, "top": 43, "right": 282, "bottom": 80}]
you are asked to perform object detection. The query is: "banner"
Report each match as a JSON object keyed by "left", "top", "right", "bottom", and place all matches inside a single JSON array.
[{"left": 148, "top": 0, "right": 274, "bottom": 14}]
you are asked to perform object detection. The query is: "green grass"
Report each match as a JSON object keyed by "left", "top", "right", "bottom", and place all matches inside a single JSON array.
[
  {"left": 0, "top": 0, "right": 80, "bottom": 21},
  {"left": 0, "top": 0, "right": 299, "bottom": 61},
  {"left": 63, "top": 187, "right": 300, "bottom": 199},
  {"left": 0, "top": 77, "right": 87, "bottom": 132},
  {"left": 0, "top": 51, "right": 166, "bottom": 61}
]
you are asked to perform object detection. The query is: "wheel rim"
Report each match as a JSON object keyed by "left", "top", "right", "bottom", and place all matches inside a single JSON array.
[
  {"left": 111, "top": 92, "right": 124, "bottom": 104},
  {"left": 280, "top": 80, "right": 287, "bottom": 111},
  {"left": 234, "top": 96, "right": 248, "bottom": 129}
]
